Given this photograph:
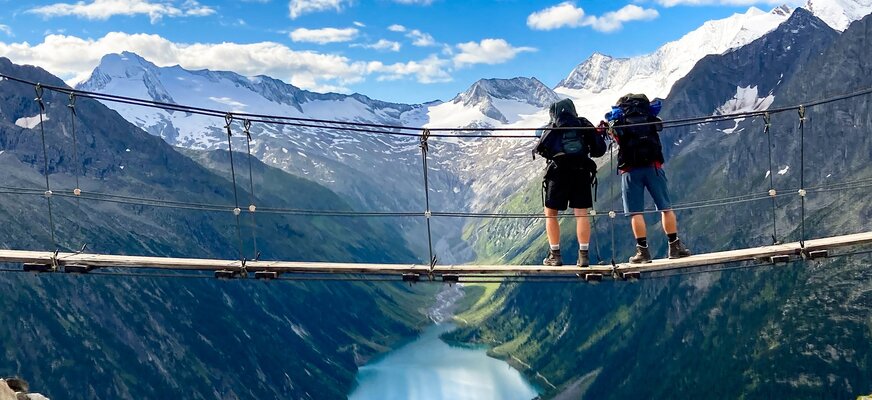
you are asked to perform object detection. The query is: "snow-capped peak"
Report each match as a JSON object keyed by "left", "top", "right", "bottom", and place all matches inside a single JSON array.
[
  {"left": 554, "top": 5, "right": 792, "bottom": 121},
  {"left": 428, "top": 77, "right": 559, "bottom": 127},
  {"left": 453, "top": 77, "right": 561, "bottom": 108},
  {"left": 806, "top": 0, "right": 872, "bottom": 31}
]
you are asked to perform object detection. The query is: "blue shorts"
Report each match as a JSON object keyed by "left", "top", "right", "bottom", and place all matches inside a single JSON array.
[{"left": 621, "top": 166, "right": 672, "bottom": 214}]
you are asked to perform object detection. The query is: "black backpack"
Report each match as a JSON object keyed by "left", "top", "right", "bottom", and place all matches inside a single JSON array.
[
  {"left": 534, "top": 99, "right": 597, "bottom": 164},
  {"left": 614, "top": 94, "right": 664, "bottom": 169},
  {"left": 535, "top": 116, "right": 592, "bottom": 162}
]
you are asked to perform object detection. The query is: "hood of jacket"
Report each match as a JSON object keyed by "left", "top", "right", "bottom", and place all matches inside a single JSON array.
[{"left": 549, "top": 98, "right": 577, "bottom": 123}]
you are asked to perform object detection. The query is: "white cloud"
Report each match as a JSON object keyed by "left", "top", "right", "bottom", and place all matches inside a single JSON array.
[
  {"left": 368, "top": 55, "right": 452, "bottom": 83},
  {"left": 353, "top": 39, "right": 401, "bottom": 52},
  {"left": 407, "top": 29, "right": 436, "bottom": 46},
  {"left": 0, "top": 32, "right": 454, "bottom": 92},
  {"left": 0, "top": 25, "right": 12, "bottom": 37},
  {"left": 527, "top": 1, "right": 585, "bottom": 30},
  {"left": 527, "top": 2, "right": 658, "bottom": 32},
  {"left": 654, "top": 0, "right": 800, "bottom": 6},
  {"left": 27, "top": 0, "right": 215, "bottom": 23},
  {"left": 289, "top": 0, "right": 350, "bottom": 19},
  {"left": 290, "top": 27, "right": 358, "bottom": 44},
  {"left": 587, "top": 5, "right": 659, "bottom": 32},
  {"left": 453, "top": 38, "right": 536, "bottom": 67},
  {"left": 388, "top": 24, "right": 407, "bottom": 32},
  {"left": 353, "top": 21, "right": 365, "bottom": 27},
  {"left": 392, "top": 0, "right": 434, "bottom": 4}
]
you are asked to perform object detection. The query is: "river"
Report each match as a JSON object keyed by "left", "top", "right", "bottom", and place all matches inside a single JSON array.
[{"left": 348, "top": 286, "right": 541, "bottom": 400}]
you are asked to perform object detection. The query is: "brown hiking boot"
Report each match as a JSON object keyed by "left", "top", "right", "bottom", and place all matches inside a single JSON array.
[
  {"left": 668, "top": 239, "right": 692, "bottom": 259},
  {"left": 543, "top": 249, "right": 563, "bottom": 266},
  {"left": 577, "top": 250, "right": 590, "bottom": 268},
  {"left": 629, "top": 245, "right": 652, "bottom": 264}
]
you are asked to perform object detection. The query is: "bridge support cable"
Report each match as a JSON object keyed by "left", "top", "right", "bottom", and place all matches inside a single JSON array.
[
  {"left": 606, "top": 125, "right": 618, "bottom": 267},
  {"left": 66, "top": 93, "right": 88, "bottom": 251},
  {"left": 33, "top": 84, "right": 58, "bottom": 255},
  {"left": 797, "top": 106, "right": 808, "bottom": 250},
  {"left": 763, "top": 113, "right": 780, "bottom": 244},
  {"left": 242, "top": 119, "right": 260, "bottom": 261},
  {"left": 419, "top": 129, "right": 436, "bottom": 274},
  {"left": 223, "top": 113, "right": 247, "bottom": 267}
]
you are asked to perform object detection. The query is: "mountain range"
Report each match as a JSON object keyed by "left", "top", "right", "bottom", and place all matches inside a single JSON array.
[
  {"left": 1, "top": 0, "right": 872, "bottom": 398},
  {"left": 0, "top": 57, "right": 435, "bottom": 399}
]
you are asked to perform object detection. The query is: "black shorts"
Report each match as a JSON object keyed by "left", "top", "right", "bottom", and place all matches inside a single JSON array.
[{"left": 544, "top": 170, "right": 593, "bottom": 211}]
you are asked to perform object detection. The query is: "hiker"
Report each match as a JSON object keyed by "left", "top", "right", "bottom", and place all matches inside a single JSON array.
[
  {"left": 606, "top": 94, "right": 691, "bottom": 263},
  {"left": 534, "top": 99, "right": 607, "bottom": 267}
]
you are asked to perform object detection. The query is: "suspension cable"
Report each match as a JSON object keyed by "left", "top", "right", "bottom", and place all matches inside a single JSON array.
[
  {"left": 223, "top": 114, "right": 246, "bottom": 263},
  {"left": 420, "top": 129, "right": 436, "bottom": 272},
  {"left": 763, "top": 112, "right": 779, "bottom": 244},
  {"left": 33, "top": 84, "right": 58, "bottom": 252},
  {"left": 798, "top": 106, "right": 808, "bottom": 249},
  {"left": 242, "top": 119, "right": 260, "bottom": 260}
]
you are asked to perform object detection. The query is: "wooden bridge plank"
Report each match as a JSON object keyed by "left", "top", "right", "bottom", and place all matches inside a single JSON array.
[{"left": 0, "top": 231, "right": 869, "bottom": 277}]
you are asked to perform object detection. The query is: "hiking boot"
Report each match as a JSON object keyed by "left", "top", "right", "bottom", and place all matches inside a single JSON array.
[
  {"left": 543, "top": 249, "right": 563, "bottom": 266},
  {"left": 668, "top": 239, "right": 692, "bottom": 259},
  {"left": 629, "top": 245, "right": 652, "bottom": 264},
  {"left": 577, "top": 250, "right": 590, "bottom": 268}
]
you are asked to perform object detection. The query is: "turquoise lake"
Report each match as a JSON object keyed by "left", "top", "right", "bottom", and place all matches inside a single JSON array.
[{"left": 348, "top": 323, "right": 540, "bottom": 400}]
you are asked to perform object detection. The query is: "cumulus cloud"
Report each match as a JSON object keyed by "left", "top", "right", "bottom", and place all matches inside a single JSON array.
[
  {"left": 0, "top": 32, "right": 455, "bottom": 92},
  {"left": 654, "top": 0, "right": 801, "bottom": 5},
  {"left": 289, "top": 27, "right": 358, "bottom": 44},
  {"left": 527, "top": 2, "right": 658, "bottom": 32},
  {"left": 407, "top": 29, "right": 437, "bottom": 46},
  {"left": 353, "top": 39, "right": 402, "bottom": 52},
  {"left": 587, "top": 5, "right": 660, "bottom": 32},
  {"left": 27, "top": 0, "right": 215, "bottom": 23},
  {"left": 388, "top": 24, "right": 407, "bottom": 32},
  {"left": 453, "top": 39, "right": 536, "bottom": 67},
  {"left": 289, "top": 0, "right": 351, "bottom": 19},
  {"left": 368, "top": 55, "right": 451, "bottom": 83}
]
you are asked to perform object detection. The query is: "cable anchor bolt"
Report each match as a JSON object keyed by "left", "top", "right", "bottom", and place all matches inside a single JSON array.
[
  {"left": 44, "top": 190, "right": 53, "bottom": 198},
  {"left": 73, "top": 188, "right": 82, "bottom": 196},
  {"left": 608, "top": 210, "right": 617, "bottom": 219},
  {"left": 589, "top": 209, "right": 597, "bottom": 216},
  {"left": 233, "top": 207, "right": 242, "bottom": 216},
  {"left": 68, "top": 92, "right": 77, "bottom": 111},
  {"left": 419, "top": 129, "right": 431, "bottom": 153},
  {"left": 798, "top": 105, "right": 806, "bottom": 121},
  {"left": 34, "top": 83, "right": 45, "bottom": 110},
  {"left": 798, "top": 189, "right": 807, "bottom": 197},
  {"left": 424, "top": 210, "right": 432, "bottom": 219},
  {"left": 248, "top": 204, "right": 256, "bottom": 212},
  {"left": 768, "top": 189, "right": 777, "bottom": 197}
]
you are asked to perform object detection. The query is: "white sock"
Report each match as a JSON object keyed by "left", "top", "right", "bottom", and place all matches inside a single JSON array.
[
  {"left": 550, "top": 244, "right": 560, "bottom": 251},
  {"left": 579, "top": 243, "right": 589, "bottom": 251}
]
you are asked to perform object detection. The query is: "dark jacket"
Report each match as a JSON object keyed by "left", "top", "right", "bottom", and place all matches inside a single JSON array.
[{"left": 535, "top": 99, "right": 606, "bottom": 178}]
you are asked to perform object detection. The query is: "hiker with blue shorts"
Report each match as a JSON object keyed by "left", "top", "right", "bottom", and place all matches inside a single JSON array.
[{"left": 607, "top": 94, "right": 691, "bottom": 263}]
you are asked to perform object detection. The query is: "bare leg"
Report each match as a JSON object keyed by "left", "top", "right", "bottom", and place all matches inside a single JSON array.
[
  {"left": 662, "top": 210, "right": 677, "bottom": 234},
  {"left": 545, "top": 207, "right": 560, "bottom": 246},
  {"left": 574, "top": 208, "right": 590, "bottom": 244},
  {"left": 631, "top": 214, "right": 647, "bottom": 239}
]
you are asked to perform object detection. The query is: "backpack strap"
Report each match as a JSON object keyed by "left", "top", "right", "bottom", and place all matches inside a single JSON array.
[{"left": 591, "top": 172, "right": 598, "bottom": 203}]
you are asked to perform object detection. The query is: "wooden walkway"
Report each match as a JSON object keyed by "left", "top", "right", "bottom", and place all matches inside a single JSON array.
[{"left": 1, "top": 231, "right": 870, "bottom": 281}]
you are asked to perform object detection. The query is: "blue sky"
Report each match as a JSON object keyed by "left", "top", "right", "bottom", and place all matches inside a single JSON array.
[{"left": 0, "top": 0, "right": 800, "bottom": 103}]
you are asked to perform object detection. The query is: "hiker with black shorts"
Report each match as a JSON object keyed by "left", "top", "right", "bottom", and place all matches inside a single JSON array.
[
  {"left": 534, "top": 99, "right": 607, "bottom": 267},
  {"left": 607, "top": 94, "right": 691, "bottom": 263}
]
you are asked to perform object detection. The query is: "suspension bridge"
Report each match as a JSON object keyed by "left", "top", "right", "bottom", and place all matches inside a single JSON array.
[{"left": 0, "top": 72, "right": 871, "bottom": 284}]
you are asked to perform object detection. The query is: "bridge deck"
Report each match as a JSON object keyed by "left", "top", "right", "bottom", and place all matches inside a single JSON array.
[{"left": 1, "top": 231, "right": 870, "bottom": 279}]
